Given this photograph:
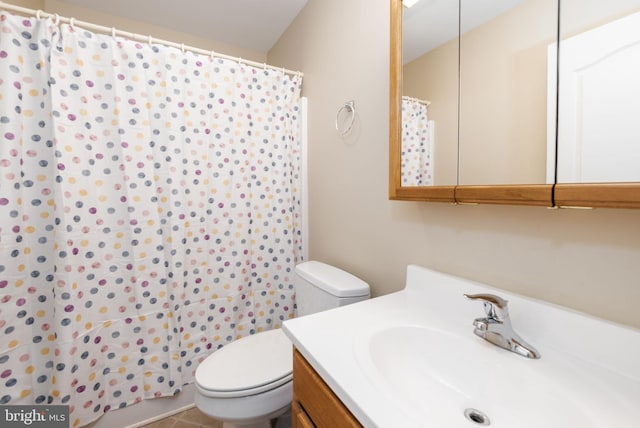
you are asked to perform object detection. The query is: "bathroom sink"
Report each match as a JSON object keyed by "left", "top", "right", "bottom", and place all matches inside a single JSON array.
[
  {"left": 284, "top": 265, "right": 640, "bottom": 427},
  {"left": 356, "top": 324, "right": 638, "bottom": 427}
]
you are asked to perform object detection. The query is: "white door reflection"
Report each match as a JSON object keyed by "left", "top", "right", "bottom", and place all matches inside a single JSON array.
[{"left": 551, "top": 9, "right": 640, "bottom": 183}]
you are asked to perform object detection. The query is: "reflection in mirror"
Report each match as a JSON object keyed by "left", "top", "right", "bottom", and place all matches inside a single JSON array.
[
  {"left": 401, "top": 96, "right": 434, "bottom": 185},
  {"left": 459, "top": 0, "right": 558, "bottom": 185},
  {"left": 556, "top": 0, "right": 640, "bottom": 183},
  {"left": 402, "top": 1, "right": 459, "bottom": 187}
]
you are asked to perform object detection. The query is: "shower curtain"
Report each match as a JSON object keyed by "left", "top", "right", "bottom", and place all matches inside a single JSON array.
[
  {"left": 401, "top": 97, "right": 432, "bottom": 186},
  {"left": 0, "top": 12, "right": 303, "bottom": 427}
]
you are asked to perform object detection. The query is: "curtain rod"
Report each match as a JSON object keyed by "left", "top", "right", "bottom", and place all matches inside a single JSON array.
[
  {"left": 0, "top": 1, "right": 303, "bottom": 77},
  {"left": 402, "top": 95, "right": 431, "bottom": 107}
]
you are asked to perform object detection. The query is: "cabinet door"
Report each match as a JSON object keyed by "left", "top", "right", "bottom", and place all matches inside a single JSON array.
[
  {"left": 292, "top": 401, "right": 314, "bottom": 428},
  {"left": 292, "top": 349, "right": 361, "bottom": 428}
]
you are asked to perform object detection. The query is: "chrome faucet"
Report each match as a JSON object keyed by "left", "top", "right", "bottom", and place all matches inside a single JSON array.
[{"left": 464, "top": 293, "right": 541, "bottom": 359}]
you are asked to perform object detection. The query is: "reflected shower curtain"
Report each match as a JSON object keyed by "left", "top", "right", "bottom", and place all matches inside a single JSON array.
[
  {"left": 0, "top": 12, "right": 303, "bottom": 427},
  {"left": 401, "top": 97, "right": 432, "bottom": 186}
]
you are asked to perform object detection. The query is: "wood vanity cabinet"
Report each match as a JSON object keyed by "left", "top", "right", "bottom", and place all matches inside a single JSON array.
[{"left": 292, "top": 349, "right": 362, "bottom": 428}]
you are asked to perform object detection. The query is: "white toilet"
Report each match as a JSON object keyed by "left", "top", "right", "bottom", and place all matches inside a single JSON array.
[{"left": 194, "top": 261, "right": 370, "bottom": 428}]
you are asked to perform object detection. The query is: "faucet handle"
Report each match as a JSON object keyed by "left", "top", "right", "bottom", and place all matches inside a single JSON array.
[
  {"left": 464, "top": 293, "right": 508, "bottom": 308},
  {"left": 464, "top": 293, "right": 509, "bottom": 319}
]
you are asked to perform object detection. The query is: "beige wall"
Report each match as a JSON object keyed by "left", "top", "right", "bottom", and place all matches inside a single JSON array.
[
  {"left": 562, "top": 0, "right": 640, "bottom": 37},
  {"left": 10, "top": 0, "right": 44, "bottom": 9},
  {"left": 269, "top": 0, "right": 640, "bottom": 329}
]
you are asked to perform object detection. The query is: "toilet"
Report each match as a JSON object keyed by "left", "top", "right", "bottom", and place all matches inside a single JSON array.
[{"left": 194, "top": 261, "right": 370, "bottom": 428}]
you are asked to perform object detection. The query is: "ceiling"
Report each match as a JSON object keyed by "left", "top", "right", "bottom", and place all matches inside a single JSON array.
[
  {"left": 56, "top": 0, "right": 527, "bottom": 64},
  {"left": 60, "top": 0, "right": 308, "bottom": 53},
  {"left": 403, "top": 0, "right": 527, "bottom": 63}
]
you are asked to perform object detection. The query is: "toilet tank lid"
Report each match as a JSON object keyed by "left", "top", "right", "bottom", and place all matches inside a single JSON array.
[{"left": 295, "top": 261, "right": 370, "bottom": 298}]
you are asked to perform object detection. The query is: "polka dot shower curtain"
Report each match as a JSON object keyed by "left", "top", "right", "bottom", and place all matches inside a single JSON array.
[
  {"left": 401, "top": 96, "right": 432, "bottom": 186},
  {"left": 0, "top": 12, "right": 303, "bottom": 427}
]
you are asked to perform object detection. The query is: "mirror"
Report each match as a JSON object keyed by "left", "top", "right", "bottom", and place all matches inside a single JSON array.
[
  {"left": 556, "top": 0, "right": 640, "bottom": 183},
  {"left": 389, "top": 0, "right": 456, "bottom": 201},
  {"left": 400, "top": 0, "right": 557, "bottom": 186},
  {"left": 459, "top": 0, "right": 557, "bottom": 185},
  {"left": 390, "top": 0, "right": 640, "bottom": 207},
  {"left": 402, "top": 1, "right": 459, "bottom": 187}
]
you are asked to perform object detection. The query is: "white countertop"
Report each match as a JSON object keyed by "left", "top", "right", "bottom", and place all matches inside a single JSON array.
[
  {"left": 284, "top": 287, "right": 413, "bottom": 427},
  {"left": 282, "top": 265, "right": 640, "bottom": 428}
]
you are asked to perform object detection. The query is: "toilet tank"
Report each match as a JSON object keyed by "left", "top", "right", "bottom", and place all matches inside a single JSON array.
[{"left": 294, "top": 261, "right": 370, "bottom": 317}]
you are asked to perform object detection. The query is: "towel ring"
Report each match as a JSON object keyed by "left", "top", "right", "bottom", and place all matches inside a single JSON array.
[{"left": 335, "top": 100, "right": 356, "bottom": 136}]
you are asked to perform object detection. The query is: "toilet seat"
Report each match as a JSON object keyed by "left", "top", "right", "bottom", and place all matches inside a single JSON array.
[{"left": 195, "top": 328, "right": 293, "bottom": 398}]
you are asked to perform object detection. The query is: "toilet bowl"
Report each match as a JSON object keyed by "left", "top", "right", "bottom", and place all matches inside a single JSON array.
[
  {"left": 194, "top": 261, "right": 370, "bottom": 427},
  {"left": 195, "top": 328, "right": 292, "bottom": 427}
]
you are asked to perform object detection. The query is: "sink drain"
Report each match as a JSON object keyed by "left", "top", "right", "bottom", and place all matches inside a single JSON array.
[{"left": 464, "top": 408, "right": 490, "bottom": 426}]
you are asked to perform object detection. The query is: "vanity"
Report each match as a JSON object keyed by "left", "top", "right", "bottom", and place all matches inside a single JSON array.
[
  {"left": 283, "top": 265, "right": 640, "bottom": 427},
  {"left": 291, "top": 349, "right": 360, "bottom": 428}
]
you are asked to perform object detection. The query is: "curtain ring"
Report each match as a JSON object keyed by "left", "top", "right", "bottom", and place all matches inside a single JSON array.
[
  {"left": 335, "top": 101, "right": 356, "bottom": 136},
  {"left": 69, "top": 17, "right": 75, "bottom": 29},
  {"left": 111, "top": 27, "right": 117, "bottom": 38},
  {"left": 181, "top": 43, "right": 185, "bottom": 54},
  {"left": 36, "top": 10, "right": 42, "bottom": 20},
  {"left": 147, "top": 35, "right": 153, "bottom": 45},
  {"left": 53, "top": 13, "right": 60, "bottom": 26},
  {"left": 210, "top": 50, "right": 215, "bottom": 60}
]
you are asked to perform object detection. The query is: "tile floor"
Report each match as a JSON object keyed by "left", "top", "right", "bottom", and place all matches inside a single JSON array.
[{"left": 140, "top": 407, "right": 223, "bottom": 428}]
